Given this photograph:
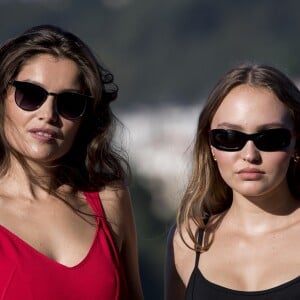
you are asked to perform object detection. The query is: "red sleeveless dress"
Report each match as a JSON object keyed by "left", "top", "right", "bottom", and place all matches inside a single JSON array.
[{"left": 0, "top": 192, "right": 127, "bottom": 299}]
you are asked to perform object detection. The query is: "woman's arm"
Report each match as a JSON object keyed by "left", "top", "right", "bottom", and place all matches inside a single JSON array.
[
  {"left": 165, "top": 222, "right": 198, "bottom": 300},
  {"left": 164, "top": 225, "right": 186, "bottom": 300},
  {"left": 100, "top": 186, "right": 143, "bottom": 300}
]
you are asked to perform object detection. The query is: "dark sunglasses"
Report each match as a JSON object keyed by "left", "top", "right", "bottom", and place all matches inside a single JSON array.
[
  {"left": 209, "top": 128, "right": 292, "bottom": 152},
  {"left": 9, "top": 80, "right": 92, "bottom": 120}
]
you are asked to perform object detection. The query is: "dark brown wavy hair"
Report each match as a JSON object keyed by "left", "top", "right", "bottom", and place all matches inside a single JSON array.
[
  {"left": 177, "top": 63, "right": 300, "bottom": 251},
  {"left": 0, "top": 24, "right": 129, "bottom": 192}
]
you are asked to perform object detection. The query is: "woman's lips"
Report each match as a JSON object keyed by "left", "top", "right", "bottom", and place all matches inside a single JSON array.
[
  {"left": 237, "top": 168, "right": 265, "bottom": 180},
  {"left": 29, "top": 128, "right": 58, "bottom": 142}
]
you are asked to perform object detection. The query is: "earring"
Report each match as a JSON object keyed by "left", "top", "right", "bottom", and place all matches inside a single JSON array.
[
  {"left": 210, "top": 146, "right": 217, "bottom": 161},
  {"left": 212, "top": 152, "right": 217, "bottom": 161},
  {"left": 293, "top": 154, "right": 300, "bottom": 163}
]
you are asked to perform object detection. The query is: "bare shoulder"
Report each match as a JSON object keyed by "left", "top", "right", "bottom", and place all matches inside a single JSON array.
[
  {"left": 173, "top": 222, "right": 198, "bottom": 285},
  {"left": 99, "top": 184, "right": 143, "bottom": 299},
  {"left": 99, "top": 184, "right": 131, "bottom": 215},
  {"left": 99, "top": 184, "right": 133, "bottom": 249},
  {"left": 165, "top": 222, "right": 198, "bottom": 300}
]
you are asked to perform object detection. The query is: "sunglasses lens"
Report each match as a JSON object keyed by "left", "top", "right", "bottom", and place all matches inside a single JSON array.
[
  {"left": 10, "top": 81, "right": 90, "bottom": 120},
  {"left": 210, "top": 129, "right": 245, "bottom": 151},
  {"left": 255, "top": 128, "right": 291, "bottom": 151},
  {"left": 14, "top": 81, "right": 46, "bottom": 111},
  {"left": 210, "top": 128, "right": 292, "bottom": 152},
  {"left": 56, "top": 93, "right": 87, "bottom": 120}
]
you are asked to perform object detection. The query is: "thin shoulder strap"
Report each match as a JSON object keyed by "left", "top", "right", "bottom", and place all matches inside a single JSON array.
[
  {"left": 194, "top": 229, "right": 204, "bottom": 268},
  {"left": 83, "top": 191, "right": 105, "bottom": 217}
]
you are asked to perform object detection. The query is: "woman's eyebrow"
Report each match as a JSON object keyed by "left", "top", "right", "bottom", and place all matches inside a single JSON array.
[{"left": 214, "top": 122, "right": 287, "bottom": 131}]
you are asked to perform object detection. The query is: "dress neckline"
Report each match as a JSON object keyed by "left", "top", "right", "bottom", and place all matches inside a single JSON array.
[{"left": 0, "top": 192, "right": 100, "bottom": 269}]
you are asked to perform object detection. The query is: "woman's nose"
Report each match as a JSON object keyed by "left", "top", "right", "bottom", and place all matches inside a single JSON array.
[
  {"left": 37, "top": 96, "right": 59, "bottom": 123},
  {"left": 240, "top": 140, "right": 262, "bottom": 163}
]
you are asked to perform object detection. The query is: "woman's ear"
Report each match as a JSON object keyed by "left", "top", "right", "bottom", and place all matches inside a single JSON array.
[{"left": 210, "top": 146, "right": 217, "bottom": 161}]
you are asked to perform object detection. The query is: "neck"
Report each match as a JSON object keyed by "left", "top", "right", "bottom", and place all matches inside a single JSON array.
[
  {"left": 226, "top": 182, "right": 299, "bottom": 234},
  {"left": 0, "top": 155, "right": 61, "bottom": 199}
]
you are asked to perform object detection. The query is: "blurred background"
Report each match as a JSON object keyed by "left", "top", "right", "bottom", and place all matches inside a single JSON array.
[{"left": 1, "top": 0, "right": 300, "bottom": 298}]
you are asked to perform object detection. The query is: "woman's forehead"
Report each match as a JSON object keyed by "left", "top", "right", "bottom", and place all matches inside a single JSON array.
[{"left": 211, "top": 84, "right": 293, "bottom": 130}]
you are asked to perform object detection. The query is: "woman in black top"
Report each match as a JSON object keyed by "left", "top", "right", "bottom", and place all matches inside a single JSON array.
[{"left": 165, "top": 64, "right": 300, "bottom": 299}]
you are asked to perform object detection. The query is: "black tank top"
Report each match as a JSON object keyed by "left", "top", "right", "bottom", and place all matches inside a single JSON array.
[{"left": 185, "top": 230, "right": 300, "bottom": 299}]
